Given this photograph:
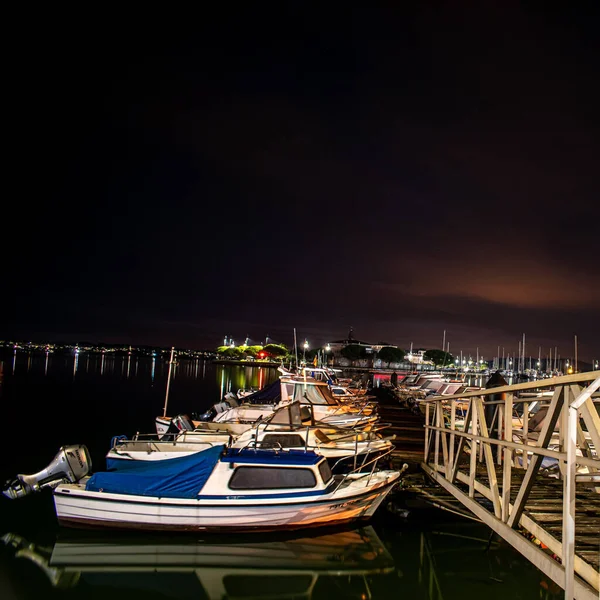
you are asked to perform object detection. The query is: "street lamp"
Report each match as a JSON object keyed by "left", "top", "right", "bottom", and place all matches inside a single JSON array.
[
  {"left": 303, "top": 340, "right": 309, "bottom": 362},
  {"left": 324, "top": 344, "right": 331, "bottom": 366}
]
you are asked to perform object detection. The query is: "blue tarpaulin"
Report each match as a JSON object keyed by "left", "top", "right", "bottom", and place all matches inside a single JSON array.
[
  {"left": 242, "top": 380, "right": 281, "bottom": 404},
  {"left": 86, "top": 445, "right": 225, "bottom": 499}
]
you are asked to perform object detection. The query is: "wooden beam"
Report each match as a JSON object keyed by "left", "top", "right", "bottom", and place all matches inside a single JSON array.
[
  {"left": 507, "top": 387, "right": 564, "bottom": 529},
  {"left": 436, "top": 400, "right": 450, "bottom": 478},
  {"left": 425, "top": 372, "right": 599, "bottom": 403},
  {"left": 474, "top": 397, "right": 502, "bottom": 518},
  {"left": 450, "top": 399, "right": 472, "bottom": 484}
]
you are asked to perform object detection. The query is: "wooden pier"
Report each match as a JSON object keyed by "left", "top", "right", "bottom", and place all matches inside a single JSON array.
[{"left": 408, "top": 372, "right": 600, "bottom": 600}]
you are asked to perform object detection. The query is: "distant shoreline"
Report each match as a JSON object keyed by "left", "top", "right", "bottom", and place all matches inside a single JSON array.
[{"left": 212, "top": 359, "right": 282, "bottom": 367}]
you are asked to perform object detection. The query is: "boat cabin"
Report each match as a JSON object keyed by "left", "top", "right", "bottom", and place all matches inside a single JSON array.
[{"left": 202, "top": 448, "right": 335, "bottom": 497}]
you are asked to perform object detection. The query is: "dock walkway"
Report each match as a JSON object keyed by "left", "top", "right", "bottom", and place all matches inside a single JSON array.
[{"left": 416, "top": 373, "right": 600, "bottom": 600}]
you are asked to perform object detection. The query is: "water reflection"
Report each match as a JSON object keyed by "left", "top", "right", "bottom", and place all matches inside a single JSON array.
[
  {"left": 151, "top": 357, "right": 156, "bottom": 382},
  {"left": 44, "top": 351, "right": 49, "bottom": 375},
  {"left": 0, "top": 521, "right": 563, "bottom": 600},
  {"left": 1, "top": 526, "right": 394, "bottom": 600}
]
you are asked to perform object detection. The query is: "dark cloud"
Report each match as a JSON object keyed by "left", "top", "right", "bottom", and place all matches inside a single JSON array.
[{"left": 2, "top": 4, "right": 599, "bottom": 361}]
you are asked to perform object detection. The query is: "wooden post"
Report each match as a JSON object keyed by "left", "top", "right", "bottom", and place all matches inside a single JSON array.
[
  {"left": 502, "top": 393, "right": 514, "bottom": 522},
  {"left": 449, "top": 401, "right": 456, "bottom": 471},
  {"left": 522, "top": 401, "right": 529, "bottom": 469},
  {"left": 497, "top": 403, "right": 504, "bottom": 466},
  {"left": 563, "top": 388, "right": 577, "bottom": 600},
  {"left": 434, "top": 401, "right": 440, "bottom": 472},
  {"left": 469, "top": 405, "right": 478, "bottom": 498},
  {"left": 424, "top": 402, "right": 430, "bottom": 462},
  {"left": 438, "top": 401, "right": 450, "bottom": 478}
]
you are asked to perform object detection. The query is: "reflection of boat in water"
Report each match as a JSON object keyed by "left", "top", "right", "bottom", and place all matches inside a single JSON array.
[{"left": 2, "top": 526, "right": 395, "bottom": 599}]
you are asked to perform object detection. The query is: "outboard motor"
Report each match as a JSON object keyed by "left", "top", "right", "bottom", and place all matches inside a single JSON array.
[
  {"left": 3, "top": 445, "right": 91, "bottom": 500},
  {"left": 162, "top": 414, "right": 195, "bottom": 440},
  {"left": 172, "top": 414, "right": 195, "bottom": 432},
  {"left": 195, "top": 406, "right": 218, "bottom": 422}
]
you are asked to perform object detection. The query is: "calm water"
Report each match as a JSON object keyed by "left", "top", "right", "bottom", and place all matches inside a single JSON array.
[{"left": 0, "top": 352, "right": 561, "bottom": 600}]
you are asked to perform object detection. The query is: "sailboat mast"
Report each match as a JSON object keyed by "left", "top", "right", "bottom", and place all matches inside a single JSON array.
[{"left": 163, "top": 346, "right": 175, "bottom": 418}]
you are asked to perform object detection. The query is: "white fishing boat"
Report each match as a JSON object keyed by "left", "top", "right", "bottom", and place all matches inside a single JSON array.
[
  {"left": 109, "top": 401, "right": 396, "bottom": 473},
  {"left": 4, "top": 444, "right": 401, "bottom": 532},
  {"left": 157, "top": 377, "right": 378, "bottom": 438}
]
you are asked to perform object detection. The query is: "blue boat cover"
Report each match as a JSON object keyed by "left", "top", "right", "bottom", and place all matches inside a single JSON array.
[
  {"left": 222, "top": 448, "right": 322, "bottom": 465},
  {"left": 86, "top": 445, "right": 225, "bottom": 499},
  {"left": 242, "top": 380, "right": 281, "bottom": 404}
]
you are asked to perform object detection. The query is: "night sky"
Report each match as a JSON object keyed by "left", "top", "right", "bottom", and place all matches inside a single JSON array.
[{"left": 4, "top": 4, "right": 599, "bottom": 361}]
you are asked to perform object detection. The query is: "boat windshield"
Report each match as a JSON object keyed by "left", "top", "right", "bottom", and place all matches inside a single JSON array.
[{"left": 294, "top": 384, "right": 338, "bottom": 406}]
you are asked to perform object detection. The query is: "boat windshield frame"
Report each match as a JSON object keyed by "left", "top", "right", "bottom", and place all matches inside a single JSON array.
[{"left": 294, "top": 383, "right": 339, "bottom": 406}]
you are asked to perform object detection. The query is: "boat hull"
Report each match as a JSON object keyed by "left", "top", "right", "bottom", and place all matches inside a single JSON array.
[{"left": 53, "top": 473, "right": 399, "bottom": 532}]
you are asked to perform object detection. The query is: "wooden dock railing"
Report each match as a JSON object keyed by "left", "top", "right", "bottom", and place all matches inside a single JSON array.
[{"left": 421, "top": 372, "right": 600, "bottom": 600}]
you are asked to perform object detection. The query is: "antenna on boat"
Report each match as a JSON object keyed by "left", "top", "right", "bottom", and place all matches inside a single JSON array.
[
  {"left": 293, "top": 328, "right": 299, "bottom": 371},
  {"left": 163, "top": 346, "right": 175, "bottom": 417}
]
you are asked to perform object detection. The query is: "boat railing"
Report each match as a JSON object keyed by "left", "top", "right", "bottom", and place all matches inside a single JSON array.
[
  {"left": 121, "top": 433, "right": 230, "bottom": 447},
  {"left": 110, "top": 437, "right": 226, "bottom": 457},
  {"left": 331, "top": 447, "right": 399, "bottom": 493}
]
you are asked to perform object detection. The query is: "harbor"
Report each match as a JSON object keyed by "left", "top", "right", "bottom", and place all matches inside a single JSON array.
[{"left": 1, "top": 349, "right": 598, "bottom": 599}]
